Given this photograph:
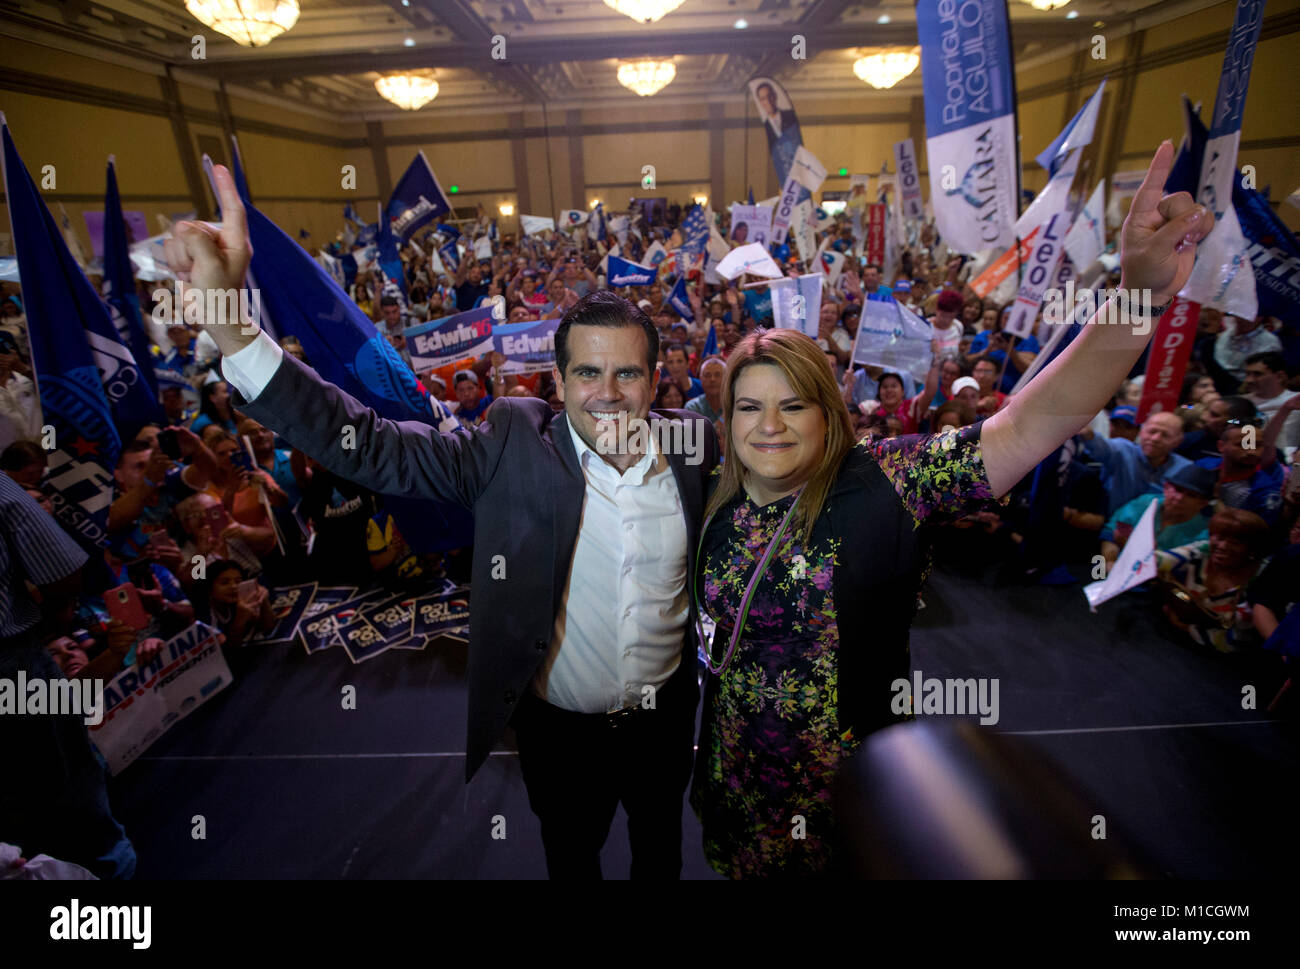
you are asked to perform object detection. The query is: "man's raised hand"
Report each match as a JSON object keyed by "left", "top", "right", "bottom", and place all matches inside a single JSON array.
[
  {"left": 162, "top": 164, "right": 257, "bottom": 356},
  {"left": 1119, "top": 141, "right": 1216, "bottom": 305}
]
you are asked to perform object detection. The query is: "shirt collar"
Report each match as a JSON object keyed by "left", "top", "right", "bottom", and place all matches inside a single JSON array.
[{"left": 566, "top": 413, "right": 660, "bottom": 485}]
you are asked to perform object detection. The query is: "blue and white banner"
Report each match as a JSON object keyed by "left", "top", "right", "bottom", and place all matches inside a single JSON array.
[
  {"left": 1180, "top": 0, "right": 1264, "bottom": 318},
  {"left": 1234, "top": 173, "right": 1300, "bottom": 361},
  {"left": 893, "top": 139, "right": 924, "bottom": 220},
  {"left": 520, "top": 214, "right": 556, "bottom": 236},
  {"left": 770, "top": 273, "right": 822, "bottom": 337},
  {"left": 3, "top": 120, "right": 121, "bottom": 552},
  {"left": 917, "top": 0, "right": 1019, "bottom": 254},
  {"left": 1064, "top": 178, "right": 1106, "bottom": 272},
  {"left": 771, "top": 146, "right": 826, "bottom": 245},
  {"left": 850, "top": 299, "right": 934, "bottom": 391},
  {"left": 606, "top": 255, "right": 656, "bottom": 287},
  {"left": 376, "top": 210, "right": 407, "bottom": 305},
  {"left": 494, "top": 318, "right": 559, "bottom": 374},
  {"left": 434, "top": 222, "right": 461, "bottom": 273},
  {"left": 559, "top": 209, "right": 588, "bottom": 228},
  {"left": 729, "top": 204, "right": 773, "bottom": 248},
  {"left": 667, "top": 276, "right": 694, "bottom": 322},
  {"left": 387, "top": 151, "right": 452, "bottom": 243},
  {"left": 404, "top": 304, "right": 497, "bottom": 372},
  {"left": 590, "top": 202, "right": 607, "bottom": 242}
]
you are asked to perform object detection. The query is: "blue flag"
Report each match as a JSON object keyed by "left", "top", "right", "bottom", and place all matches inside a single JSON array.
[
  {"left": 703, "top": 323, "right": 718, "bottom": 357},
  {"left": 343, "top": 202, "right": 360, "bottom": 226},
  {"left": 1164, "top": 96, "right": 1208, "bottom": 197},
  {"left": 667, "top": 277, "right": 694, "bottom": 322},
  {"left": 2, "top": 119, "right": 122, "bottom": 551},
  {"left": 606, "top": 255, "right": 656, "bottom": 287},
  {"left": 357, "top": 222, "right": 379, "bottom": 247},
  {"left": 377, "top": 210, "right": 407, "bottom": 304},
  {"left": 747, "top": 187, "right": 755, "bottom": 206},
  {"left": 238, "top": 192, "right": 473, "bottom": 552},
  {"left": 591, "top": 202, "right": 607, "bottom": 243},
  {"left": 387, "top": 152, "right": 452, "bottom": 243},
  {"left": 103, "top": 158, "right": 162, "bottom": 407}
]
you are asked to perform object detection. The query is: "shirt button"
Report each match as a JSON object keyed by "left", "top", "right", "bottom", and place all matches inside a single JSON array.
[
  {"left": 534, "top": 639, "right": 547, "bottom": 651},
  {"left": 624, "top": 607, "right": 632, "bottom": 618},
  {"left": 503, "top": 690, "right": 517, "bottom": 704},
  {"left": 625, "top": 522, "right": 634, "bottom": 531}
]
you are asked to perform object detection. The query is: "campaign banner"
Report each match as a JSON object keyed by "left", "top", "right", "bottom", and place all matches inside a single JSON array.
[
  {"left": 748, "top": 76, "right": 806, "bottom": 200},
  {"left": 722, "top": 202, "right": 769, "bottom": 247},
  {"left": 359, "top": 594, "right": 419, "bottom": 645},
  {"left": 558, "top": 209, "right": 588, "bottom": 228},
  {"left": 493, "top": 317, "right": 558, "bottom": 373},
  {"left": 1179, "top": 0, "right": 1264, "bottom": 319},
  {"left": 817, "top": 249, "right": 846, "bottom": 286},
  {"left": 771, "top": 146, "right": 826, "bottom": 245},
  {"left": 917, "top": 0, "right": 1019, "bottom": 253},
  {"left": 88, "top": 622, "right": 232, "bottom": 775},
  {"left": 1235, "top": 174, "right": 1300, "bottom": 344},
  {"left": 606, "top": 255, "right": 656, "bottom": 287},
  {"left": 405, "top": 304, "right": 498, "bottom": 372},
  {"left": 770, "top": 273, "right": 822, "bottom": 338},
  {"left": 1064, "top": 179, "right": 1107, "bottom": 272},
  {"left": 387, "top": 152, "right": 452, "bottom": 243},
  {"left": 969, "top": 231, "right": 1035, "bottom": 301},
  {"left": 864, "top": 203, "right": 887, "bottom": 267},
  {"left": 1083, "top": 496, "right": 1158, "bottom": 611},
  {"left": 893, "top": 139, "right": 924, "bottom": 219},
  {"left": 1037, "top": 80, "right": 1106, "bottom": 177},
  {"left": 1137, "top": 298, "right": 1201, "bottom": 423},
  {"left": 1004, "top": 209, "right": 1070, "bottom": 339},
  {"left": 667, "top": 276, "right": 695, "bottom": 322},
  {"left": 101, "top": 159, "right": 162, "bottom": 408},
  {"left": 299, "top": 589, "right": 390, "bottom": 653},
  {"left": 254, "top": 581, "right": 318, "bottom": 645},
  {"left": 791, "top": 199, "right": 817, "bottom": 264},
  {"left": 851, "top": 300, "right": 934, "bottom": 391}
]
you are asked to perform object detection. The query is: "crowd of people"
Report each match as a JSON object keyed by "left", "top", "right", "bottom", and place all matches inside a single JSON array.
[{"left": 2, "top": 179, "right": 1297, "bottom": 879}]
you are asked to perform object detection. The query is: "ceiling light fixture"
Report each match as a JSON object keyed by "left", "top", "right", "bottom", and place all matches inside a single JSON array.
[
  {"left": 184, "top": 0, "right": 300, "bottom": 47},
  {"left": 852, "top": 47, "right": 921, "bottom": 90},
  {"left": 375, "top": 73, "right": 440, "bottom": 110},
  {"left": 1025, "top": 0, "right": 1072, "bottom": 11},
  {"left": 498, "top": 202, "right": 515, "bottom": 216},
  {"left": 617, "top": 59, "right": 677, "bottom": 97},
  {"left": 602, "top": 0, "right": 685, "bottom": 24},
  {"left": 735, "top": 18, "right": 748, "bottom": 29}
]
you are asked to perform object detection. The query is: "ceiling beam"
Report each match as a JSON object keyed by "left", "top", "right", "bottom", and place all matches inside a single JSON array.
[
  {"left": 177, "top": 20, "right": 1095, "bottom": 81},
  {"left": 411, "top": 0, "right": 550, "bottom": 102}
]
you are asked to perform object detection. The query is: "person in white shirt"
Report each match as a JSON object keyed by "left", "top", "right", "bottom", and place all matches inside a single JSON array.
[
  {"left": 0, "top": 331, "right": 40, "bottom": 453},
  {"left": 931, "top": 289, "right": 965, "bottom": 358},
  {"left": 1243, "top": 351, "right": 1299, "bottom": 451},
  {"left": 1214, "top": 315, "right": 1282, "bottom": 383}
]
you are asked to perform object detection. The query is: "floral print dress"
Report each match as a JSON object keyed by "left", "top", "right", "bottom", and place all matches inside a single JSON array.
[{"left": 691, "top": 424, "right": 999, "bottom": 879}]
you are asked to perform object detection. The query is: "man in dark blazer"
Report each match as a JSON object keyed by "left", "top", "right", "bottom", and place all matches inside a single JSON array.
[{"left": 167, "top": 167, "right": 718, "bottom": 879}]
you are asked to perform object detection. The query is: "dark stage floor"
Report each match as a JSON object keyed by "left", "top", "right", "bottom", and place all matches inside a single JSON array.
[{"left": 107, "top": 565, "right": 1298, "bottom": 879}]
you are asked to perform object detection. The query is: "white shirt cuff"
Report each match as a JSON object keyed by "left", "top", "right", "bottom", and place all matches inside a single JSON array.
[{"left": 221, "top": 330, "right": 284, "bottom": 402}]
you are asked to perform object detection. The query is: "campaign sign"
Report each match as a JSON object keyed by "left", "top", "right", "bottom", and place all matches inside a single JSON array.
[
  {"left": 405, "top": 305, "right": 497, "bottom": 373},
  {"left": 255, "top": 581, "right": 318, "bottom": 645},
  {"left": 340, "top": 615, "right": 393, "bottom": 664},
  {"left": 494, "top": 318, "right": 559, "bottom": 373},
  {"left": 360, "top": 594, "right": 419, "bottom": 644},
  {"left": 412, "top": 588, "right": 471, "bottom": 639},
  {"left": 88, "top": 622, "right": 232, "bottom": 775}
]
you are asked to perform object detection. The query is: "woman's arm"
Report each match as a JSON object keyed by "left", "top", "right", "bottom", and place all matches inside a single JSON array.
[{"left": 981, "top": 142, "right": 1214, "bottom": 497}]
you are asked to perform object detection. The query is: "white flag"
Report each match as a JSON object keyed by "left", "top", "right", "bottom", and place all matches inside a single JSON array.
[
  {"left": 789, "top": 146, "right": 827, "bottom": 193},
  {"left": 770, "top": 274, "right": 822, "bottom": 337},
  {"left": 520, "top": 214, "right": 555, "bottom": 236},
  {"left": 716, "top": 242, "right": 783, "bottom": 281},
  {"left": 1083, "top": 497, "right": 1158, "bottom": 611},
  {"left": 473, "top": 236, "right": 492, "bottom": 260},
  {"left": 1064, "top": 179, "right": 1106, "bottom": 272}
]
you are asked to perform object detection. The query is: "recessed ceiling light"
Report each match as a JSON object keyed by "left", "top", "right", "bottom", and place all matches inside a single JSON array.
[
  {"left": 877, "top": 14, "right": 891, "bottom": 24},
  {"left": 734, "top": 18, "right": 748, "bottom": 29},
  {"left": 1066, "top": 10, "right": 1078, "bottom": 18},
  {"left": 401, "top": 0, "right": 410, "bottom": 6},
  {"left": 404, "top": 37, "right": 416, "bottom": 46}
]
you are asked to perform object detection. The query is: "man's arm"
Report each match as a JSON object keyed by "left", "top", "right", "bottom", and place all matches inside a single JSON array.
[
  {"left": 981, "top": 142, "right": 1214, "bottom": 497},
  {"left": 164, "top": 166, "right": 515, "bottom": 509}
]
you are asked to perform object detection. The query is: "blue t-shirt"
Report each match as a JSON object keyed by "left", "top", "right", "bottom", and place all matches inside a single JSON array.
[
  {"left": 1195, "top": 455, "right": 1286, "bottom": 524},
  {"left": 969, "top": 331, "right": 1041, "bottom": 393},
  {"left": 744, "top": 288, "right": 773, "bottom": 324}
]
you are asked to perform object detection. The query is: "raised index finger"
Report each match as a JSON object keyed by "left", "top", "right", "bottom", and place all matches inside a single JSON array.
[
  {"left": 212, "top": 164, "right": 248, "bottom": 245},
  {"left": 1129, "top": 140, "right": 1175, "bottom": 216}
]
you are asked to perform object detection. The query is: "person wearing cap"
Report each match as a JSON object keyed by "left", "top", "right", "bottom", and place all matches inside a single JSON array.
[
  {"left": 1100, "top": 463, "right": 1216, "bottom": 570},
  {"left": 891, "top": 277, "right": 916, "bottom": 310},
  {"left": 950, "top": 375, "right": 980, "bottom": 410},
  {"left": 1108, "top": 405, "right": 1141, "bottom": 442},
  {"left": 0, "top": 329, "right": 40, "bottom": 453},
  {"left": 452, "top": 368, "right": 492, "bottom": 428}
]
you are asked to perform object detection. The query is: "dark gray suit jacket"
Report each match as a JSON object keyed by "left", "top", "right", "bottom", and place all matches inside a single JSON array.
[{"left": 232, "top": 352, "right": 720, "bottom": 779}]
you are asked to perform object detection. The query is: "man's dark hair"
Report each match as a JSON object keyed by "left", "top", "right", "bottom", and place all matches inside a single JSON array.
[
  {"left": 380, "top": 295, "right": 400, "bottom": 308},
  {"left": 116, "top": 439, "right": 153, "bottom": 467},
  {"left": 863, "top": 262, "right": 882, "bottom": 273},
  {"left": 664, "top": 342, "right": 688, "bottom": 361},
  {"left": 1217, "top": 396, "right": 1259, "bottom": 421},
  {"left": 554, "top": 290, "right": 658, "bottom": 377},
  {"left": 1244, "top": 351, "right": 1288, "bottom": 374},
  {"left": 1, "top": 439, "right": 45, "bottom": 471},
  {"left": 757, "top": 82, "right": 775, "bottom": 100}
]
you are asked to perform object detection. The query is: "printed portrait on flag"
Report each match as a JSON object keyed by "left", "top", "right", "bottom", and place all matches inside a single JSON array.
[{"left": 748, "top": 77, "right": 802, "bottom": 188}]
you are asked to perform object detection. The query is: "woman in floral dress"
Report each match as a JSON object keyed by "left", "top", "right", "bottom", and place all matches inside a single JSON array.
[{"left": 689, "top": 142, "right": 1216, "bottom": 877}]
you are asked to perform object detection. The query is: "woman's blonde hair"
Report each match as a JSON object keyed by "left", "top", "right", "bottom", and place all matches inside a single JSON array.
[{"left": 704, "top": 328, "right": 855, "bottom": 546}]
